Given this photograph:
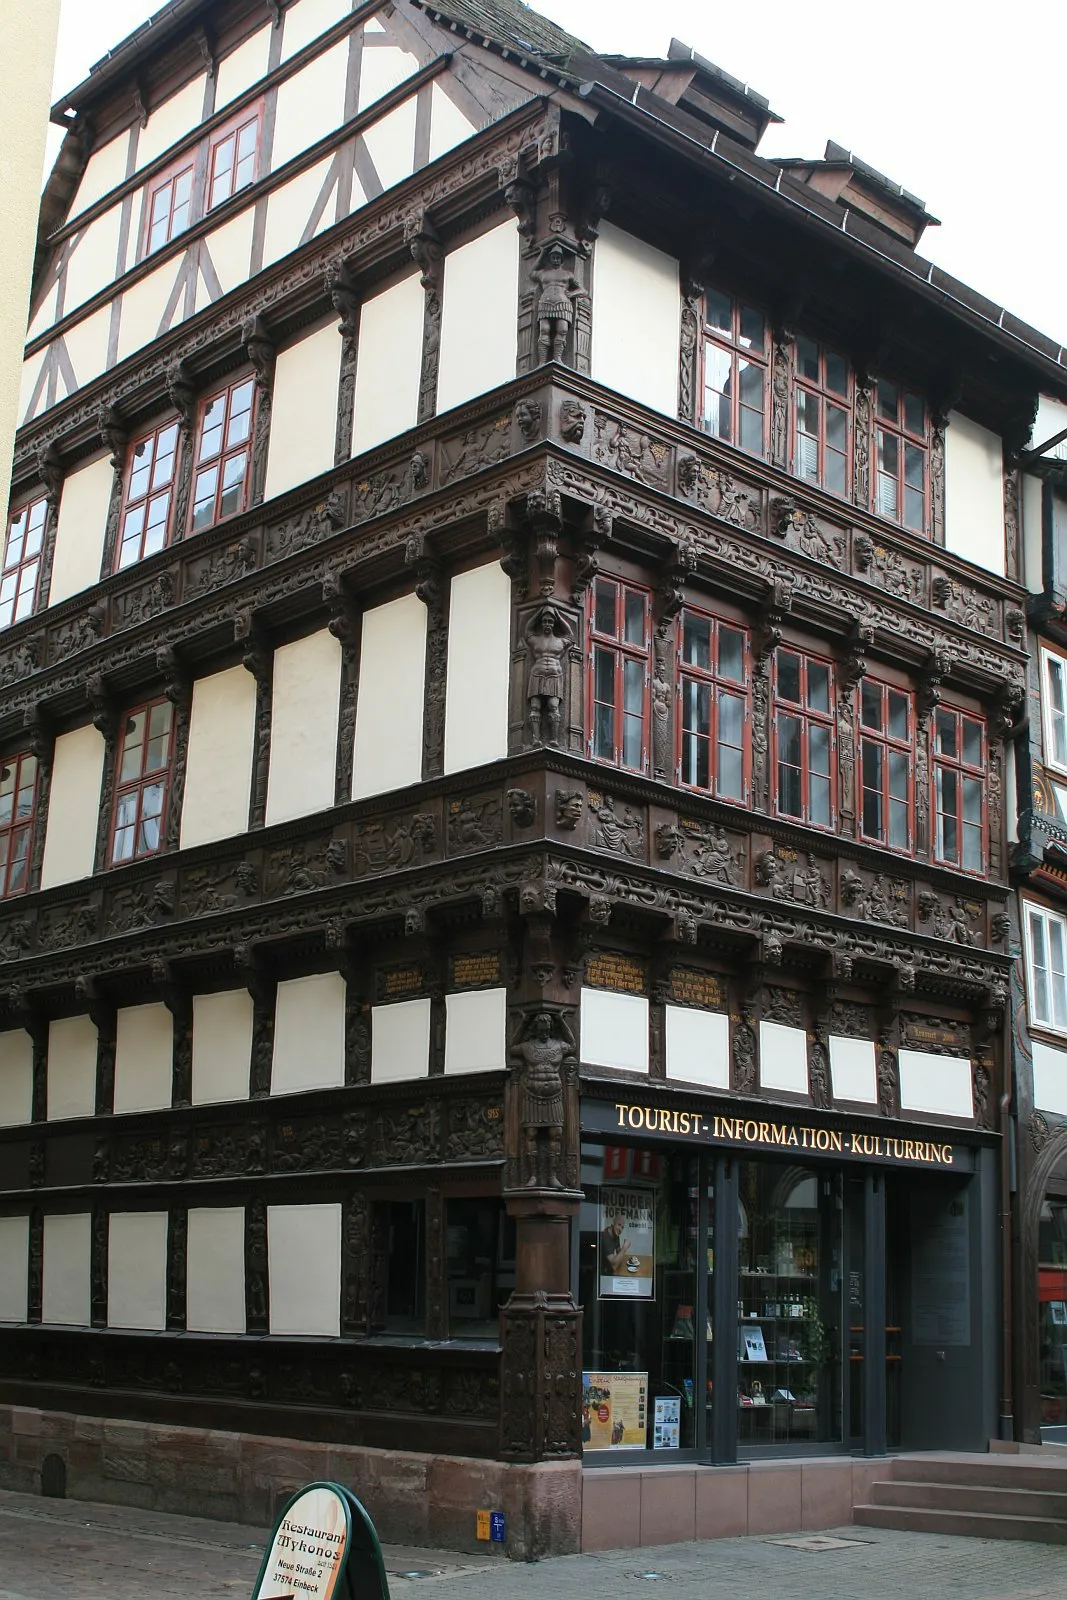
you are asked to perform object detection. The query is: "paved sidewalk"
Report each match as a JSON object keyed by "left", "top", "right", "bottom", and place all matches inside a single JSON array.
[{"left": 1, "top": 1488, "right": 1067, "bottom": 1600}]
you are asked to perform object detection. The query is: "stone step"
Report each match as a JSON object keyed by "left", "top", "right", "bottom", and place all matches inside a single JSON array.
[
  {"left": 890, "top": 1455, "right": 1067, "bottom": 1494},
  {"left": 854, "top": 1503, "right": 1067, "bottom": 1544},
  {"left": 873, "top": 1479, "right": 1067, "bottom": 1520}
]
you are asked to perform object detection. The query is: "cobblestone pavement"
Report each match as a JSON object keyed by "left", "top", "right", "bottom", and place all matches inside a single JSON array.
[{"left": 1, "top": 1489, "right": 1066, "bottom": 1600}]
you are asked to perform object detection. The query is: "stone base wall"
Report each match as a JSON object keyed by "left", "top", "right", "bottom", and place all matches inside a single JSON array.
[{"left": 0, "top": 1405, "right": 581, "bottom": 1561}]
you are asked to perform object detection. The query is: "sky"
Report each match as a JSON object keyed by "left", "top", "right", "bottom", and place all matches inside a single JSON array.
[{"left": 48, "top": 0, "right": 1067, "bottom": 347}]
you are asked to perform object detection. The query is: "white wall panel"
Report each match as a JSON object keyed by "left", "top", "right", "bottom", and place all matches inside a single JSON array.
[
  {"left": 69, "top": 129, "right": 131, "bottom": 219},
  {"left": 358, "top": 44, "right": 419, "bottom": 110},
  {"left": 0, "top": 1031, "right": 32, "bottom": 1127},
  {"left": 47, "top": 1016, "right": 98, "bottom": 1121},
  {"left": 362, "top": 98, "right": 417, "bottom": 192},
  {"left": 115, "top": 258, "right": 182, "bottom": 364},
  {"left": 271, "top": 973, "right": 346, "bottom": 1095},
  {"left": 0, "top": 1216, "right": 28, "bottom": 1322},
  {"left": 108, "top": 1212, "right": 168, "bottom": 1330},
  {"left": 199, "top": 209, "right": 256, "bottom": 302},
  {"left": 48, "top": 455, "right": 112, "bottom": 605},
  {"left": 1023, "top": 473, "right": 1044, "bottom": 595},
  {"left": 282, "top": 0, "right": 350, "bottom": 60},
  {"left": 759, "top": 1020, "right": 809, "bottom": 1096},
  {"left": 191, "top": 990, "right": 253, "bottom": 1106},
  {"left": 665, "top": 1006, "right": 730, "bottom": 1088},
  {"left": 265, "top": 321, "right": 342, "bottom": 499},
  {"left": 945, "top": 410, "right": 1005, "bottom": 576},
  {"left": 371, "top": 998, "right": 431, "bottom": 1083},
  {"left": 180, "top": 666, "right": 257, "bottom": 848},
  {"left": 262, "top": 155, "right": 335, "bottom": 269},
  {"left": 215, "top": 26, "right": 272, "bottom": 110},
  {"left": 19, "top": 348, "right": 46, "bottom": 425},
  {"left": 437, "top": 222, "right": 519, "bottom": 412},
  {"left": 42, "top": 1213, "right": 91, "bottom": 1325},
  {"left": 272, "top": 40, "right": 348, "bottom": 170},
  {"left": 268, "top": 1203, "right": 341, "bottom": 1336},
  {"left": 134, "top": 76, "right": 206, "bottom": 171},
  {"left": 187, "top": 1207, "right": 246, "bottom": 1333},
  {"left": 428, "top": 81, "right": 476, "bottom": 163},
  {"left": 591, "top": 222, "right": 680, "bottom": 417},
  {"left": 351, "top": 273, "right": 424, "bottom": 456},
  {"left": 1033, "top": 1040, "right": 1067, "bottom": 1117},
  {"left": 898, "top": 1050, "right": 974, "bottom": 1118},
  {"left": 580, "top": 989, "right": 649, "bottom": 1074},
  {"left": 351, "top": 594, "right": 426, "bottom": 798},
  {"left": 443, "top": 563, "right": 511, "bottom": 773},
  {"left": 265, "top": 629, "right": 342, "bottom": 825},
  {"left": 828, "top": 1035, "right": 877, "bottom": 1104},
  {"left": 63, "top": 206, "right": 123, "bottom": 315},
  {"left": 62, "top": 306, "right": 111, "bottom": 396},
  {"left": 40, "top": 726, "right": 105, "bottom": 889},
  {"left": 444, "top": 988, "right": 506, "bottom": 1074},
  {"left": 113, "top": 1003, "right": 173, "bottom": 1115}
]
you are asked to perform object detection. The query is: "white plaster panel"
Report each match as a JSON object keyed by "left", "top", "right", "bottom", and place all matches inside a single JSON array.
[
  {"left": 113, "top": 1003, "right": 173, "bottom": 1116},
  {"left": 580, "top": 988, "right": 649, "bottom": 1074},
  {"left": 115, "top": 258, "right": 183, "bottom": 364},
  {"left": 265, "top": 629, "right": 343, "bottom": 825},
  {"left": 665, "top": 1005, "right": 730, "bottom": 1088},
  {"left": 272, "top": 40, "right": 348, "bottom": 171},
  {"left": 437, "top": 222, "right": 519, "bottom": 412},
  {"left": 134, "top": 76, "right": 207, "bottom": 171},
  {"left": 1030, "top": 1041, "right": 1067, "bottom": 1118},
  {"left": 63, "top": 205, "right": 123, "bottom": 315},
  {"left": 186, "top": 1207, "right": 246, "bottom": 1334},
  {"left": 0, "top": 1031, "right": 32, "bottom": 1127},
  {"left": 69, "top": 129, "right": 131, "bottom": 219},
  {"left": 18, "top": 348, "right": 47, "bottom": 425},
  {"left": 591, "top": 222, "right": 680, "bottom": 417},
  {"left": 108, "top": 1212, "right": 168, "bottom": 1331},
  {"left": 267, "top": 1202, "right": 341, "bottom": 1336},
  {"left": 428, "top": 81, "right": 477, "bottom": 163},
  {"left": 271, "top": 972, "right": 346, "bottom": 1095},
  {"left": 28, "top": 281, "right": 59, "bottom": 343},
  {"left": 443, "top": 562, "right": 511, "bottom": 773},
  {"left": 358, "top": 43, "right": 419, "bottom": 111},
  {"left": 46, "top": 1016, "right": 98, "bottom": 1121},
  {"left": 351, "top": 272, "right": 424, "bottom": 456},
  {"left": 48, "top": 454, "right": 112, "bottom": 605},
  {"left": 759, "top": 1020, "right": 809, "bottom": 1096},
  {"left": 42, "top": 1213, "right": 91, "bottom": 1325},
  {"left": 362, "top": 97, "right": 417, "bottom": 192},
  {"left": 191, "top": 990, "right": 253, "bottom": 1106},
  {"left": 264, "top": 321, "right": 342, "bottom": 499},
  {"left": 351, "top": 593, "right": 426, "bottom": 798},
  {"left": 180, "top": 666, "right": 257, "bottom": 848},
  {"left": 828, "top": 1035, "right": 878, "bottom": 1105},
  {"left": 1023, "top": 473, "right": 1044, "bottom": 595},
  {"left": 215, "top": 26, "right": 272, "bottom": 110},
  {"left": 39, "top": 725, "right": 105, "bottom": 889},
  {"left": 371, "top": 998, "right": 431, "bottom": 1083},
  {"left": 444, "top": 988, "right": 506, "bottom": 1074},
  {"left": 0, "top": 1216, "right": 28, "bottom": 1321},
  {"left": 944, "top": 410, "right": 1006, "bottom": 577},
  {"left": 898, "top": 1049, "right": 974, "bottom": 1119},
  {"left": 282, "top": 0, "right": 350, "bottom": 60},
  {"left": 262, "top": 155, "right": 335, "bottom": 268},
  {"left": 1033, "top": 395, "right": 1067, "bottom": 459},
  {"left": 200, "top": 209, "right": 255, "bottom": 301},
  {"left": 62, "top": 306, "right": 111, "bottom": 396}
]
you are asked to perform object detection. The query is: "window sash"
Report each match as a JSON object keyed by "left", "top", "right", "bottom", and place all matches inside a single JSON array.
[
  {"left": 677, "top": 610, "right": 749, "bottom": 803},
  {"left": 0, "top": 750, "right": 38, "bottom": 898},
  {"left": 190, "top": 379, "right": 256, "bottom": 532},
  {"left": 772, "top": 650, "right": 836, "bottom": 827},
  {"left": 792, "top": 339, "right": 852, "bottom": 497},
  {"left": 857, "top": 683, "right": 914, "bottom": 851},
  {"left": 109, "top": 700, "right": 174, "bottom": 866},
  {"left": 117, "top": 422, "right": 180, "bottom": 570},
  {"left": 209, "top": 113, "right": 260, "bottom": 209},
  {"left": 147, "top": 162, "right": 195, "bottom": 254},
  {"left": 0, "top": 496, "right": 47, "bottom": 630},
  {"left": 1044, "top": 652, "right": 1067, "bottom": 771},
  {"left": 1028, "top": 906, "right": 1067, "bottom": 1033},
  {"left": 870, "top": 379, "right": 929, "bottom": 534},
  {"left": 588, "top": 579, "right": 650, "bottom": 773},
  {"left": 932, "top": 707, "right": 986, "bottom": 871}
]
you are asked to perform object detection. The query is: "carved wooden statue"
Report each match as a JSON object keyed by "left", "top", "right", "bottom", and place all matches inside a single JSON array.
[
  {"left": 531, "top": 243, "right": 585, "bottom": 364},
  {"left": 510, "top": 1010, "right": 577, "bottom": 1188},
  {"left": 523, "top": 604, "right": 574, "bottom": 745}
]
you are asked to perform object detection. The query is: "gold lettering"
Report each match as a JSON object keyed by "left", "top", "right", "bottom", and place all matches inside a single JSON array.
[
  {"left": 801, "top": 1127, "right": 812, "bottom": 1148},
  {"left": 616, "top": 1103, "right": 628, "bottom": 1127},
  {"left": 788, "top": 1127, "right": 799, "bottom": 1145},
  {"left": 657, "top": 1108, "right": 671, "bottom": 1132},
  {"left": 744, "top": 1120, "right": 759, "bottom": 1143},
  {"left": 627, "top": 1106, "right": 644, "bottom": 1129},
  {"left": 830, "top": 1131, "right": 843, "bottom": 1153},
  {"left": 771, "top": 1124, "right": 787, "bottom": 1145},
  {"left": 758, "top": 1122, "right": 771, "bottom": 1145},
  {"left": 679, "top": 1112, "right": 691, "bottom": 1135},
  {"left": 944, "top": 1146, "right": 954, "bottom": 1166},
  {"left": 850, "top": 1134, "right": 863, "bottom": 1153}
]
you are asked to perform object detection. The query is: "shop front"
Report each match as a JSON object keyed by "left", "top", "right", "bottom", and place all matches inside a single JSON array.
[{"left": 576, "top": 1090, "right": 999, "bottom": 1465}]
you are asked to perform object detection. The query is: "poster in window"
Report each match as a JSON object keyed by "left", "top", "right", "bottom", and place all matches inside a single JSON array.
[
  {"left": 598, "top": 1186, "right": 655, "bottom": 1298},
  {"left": 652, "top": 1394, "right": 681, "bottom": 1449},
  {"left": 582, "top": 1371, "right": 648, "bottom": 1450}
]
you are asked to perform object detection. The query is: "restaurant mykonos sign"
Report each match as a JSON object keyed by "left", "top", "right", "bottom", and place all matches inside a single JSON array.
[{"left": 251, "top": 1482, "right": 390, "bottom": 1600}]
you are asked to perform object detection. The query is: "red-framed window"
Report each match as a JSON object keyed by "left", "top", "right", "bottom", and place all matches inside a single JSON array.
[
  {"left": 701, "top": 288, "right": 768, "bottom": 457},
  {"left": 208, "top": 109, "right": 261, "bottom": 209},
  {"left": 772, "top": 647, "right": 835, "bottom": 828},
  {"left": 189, "top": 377, "right": 256, "bottom": 533},
  {"left": 0, "top": 750, "right": 38, "bottom": 898},
  {"left": 858, "top": 679, "right": 913, "bottom": 852},
  {"left": 116, "top": 421, "right": 181, "bottom": 571},
  {"left": 872, "top": 377, "right": 929, "bottom": 534},
  {"left": 677, "top": 607, "right": 749, "bottom": 802},
  {"left": 933, "top": 705, "right": 986, "bottom": 873},
  {"left": 588, "top": 576, "right": 650, "bottom": 773},
  {"left": 1, "top": 496, "right": 47, "bottom": 630},
  {"left": 110, "top": 699, "right": 175, "bottom": 866},
  {"left": 145, "top": 159, "right": 196, "bottom": 255},
  {"left": 793, "top": 335, "right": 851, "bottom": 497}
]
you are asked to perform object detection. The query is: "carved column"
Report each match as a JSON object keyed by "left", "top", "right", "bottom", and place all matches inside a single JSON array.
[
  {"left": 653, "top": 539, "right": 693, "bottom": 782},
  {"left": 35, "top": 445, "right": 64, "bottom": 609},
  {"left": 837, "top": 621, "right": 871, "bottom": 841},
  {"left": 87, "top": 676, "right": 119, "bottom": 873},
  {"left": 28, "top": 1011, "right": 47, "bottom": 1123},
  {"left": 25, "top": 709, "right": 54, "bottom": 892},
  {"left": 240, "top": 947, "right": 275, "bottom": 1099},
  {"left": 751, "top": 584, "right": 791, "bottom": 813},
  {"left": 333, "top": 932, "right": 370, "bottom": 1087},
  {"left": 326, "top": 574, "right": 360, "bottom": 806},
  {"left": 239, "top": 617, "right": 272, "bottom": 830},
  {"left": 26, "top": 1208, "right": 43, "bottom": 1323},
  {"left": 326, "top": 257, "right": 359, "bottom": 464},
  {"left": 246, "top": 1199, "right": 268, "bottom": 1334},
  {"left": 407, "top": 537, "right": 448, "bottom": 780},
  {"left": 853, "top": 379, "right": 873, "bottom": 512},
  {"left": 166, "top": 1207, "right": 187, "bottom": 1331},
  {"left": 167, "top": 359, "right": 197, "bottom": 538},
  {"left": 405, "top": 211, "right": 443, "bottom": 423},
  {"left": 342, "top": 1192, "right": 370, "bottom": 1336},
  {"left": 930, "top": 414, "right": 947, "bottom": 546},
  {"left": 425, "top": 1183, "right": 446, "bottom": 1339},
  {"left": 90, "top": 1204, "right": 108, "bottom": 1327},
  {"left": 97, "top": 406, "right": 129, "bottom": 576},
  {"left": 243, "top": 314, "right": 276, "bottom": 508},
  {"left": 154, "top": 960, "right": 192, "bottom": 1108},
  {"left": 679, "top": 279, "right": 702, "bottom": 427},
  {"left": 770, "top": 332, "right": 793, "bottom": 470},
  {"left": 1003, "top": 446, "right": 1022, "bottom": 584},
  {"left": 876, "top": 1010, "right": 901, "bottom": 1120},
  {"left": 161, "top": 649, "right": 191, "bottom": 854},
  {"left": 81, "top": 983, "right": 116, "bottom": 1116}
]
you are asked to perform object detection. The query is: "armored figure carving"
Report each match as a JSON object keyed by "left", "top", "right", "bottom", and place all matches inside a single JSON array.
[
  {"left": 524, "top": 604, "right": 574, "bottom": 744},
  {"left": 510, "top": 1011, "right": 576, "bottom": 1189},
  {"left": 531, "top": 243, "right": 585, "bottom": 363}
]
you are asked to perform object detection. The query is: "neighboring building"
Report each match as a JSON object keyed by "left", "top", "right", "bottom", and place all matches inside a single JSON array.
[{"left": 0, "top": 0, "right": 1065, "bottom": 1556}]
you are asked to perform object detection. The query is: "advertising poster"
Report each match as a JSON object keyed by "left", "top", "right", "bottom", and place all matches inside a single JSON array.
[
  {"left": 582, "top": 1371, "right": 648, "bottom": 1450},
  {"left": 598, "top": 1186, "right": 655, "bottom": 1298},
  {"left": 652, "top": 1395, "right": 681, "bottom": 1449}
]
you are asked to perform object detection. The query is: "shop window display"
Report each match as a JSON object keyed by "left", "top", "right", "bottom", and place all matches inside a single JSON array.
[
  {"left": 1038, "top": 1195, "right": 1067, "bottom": 1429},
  {"left": 445, "top": 1198, "right": 515, "bottom": 1338}
]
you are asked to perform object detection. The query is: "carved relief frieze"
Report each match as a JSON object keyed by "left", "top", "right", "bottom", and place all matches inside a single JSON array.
[
  {"left": 437, "top": 413, "right": 513, "bottom": 487},
  {"left": 447, "top": 794, "right": 504, "bottom": 854},
  {"left": 593, "top": 413, "right": 671, "bottom": 490},
  {"left": 587, "top": 790, "right": 645, "bottom": 860},
  {"left": 660, "top": 817, "right": 744, "bottom": 886},
  {"left": 755, "top": 847, "right": 831, "bottom": 909},
  {"left": 839, "top": 865, "right": 910, "bottom": 928}
]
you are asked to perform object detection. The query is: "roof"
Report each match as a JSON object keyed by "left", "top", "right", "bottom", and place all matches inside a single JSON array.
[{"left": 408, "top": 0, "right": 593, "bottom": 69}]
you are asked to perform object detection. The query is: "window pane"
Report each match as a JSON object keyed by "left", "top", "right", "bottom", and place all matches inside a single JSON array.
[
  {"left": 878, "top": 428, "right": 899, "bottom": 479},
  {"left": 152, "top": 425, "right": 179, "bottom": 487},
  {"left": 191, "top": 466, "right": 219, "bottom": 531},
  {"left": 718, "top": 626, "right": 744, "bottom": 683},
  {"left": 809, "top": 722, "right": 830, "bottom": 778},
  {"left": 962, "top": 719, "right": 983, "bottom": 767},
  {"left": 738, "top": 358, "right": 764, "bottom": 410},
  {"left": 682, "top": 730, "right": 710, "bottom": 789},
  {"left": 862, "top": 741, "right": 883, "bottom": 841},
  {"left": 778, "top": 756, "right": 802, "bottom": 817},
  {"left": 14, "top": 562, "right": 38, "bottom": 620},
  {"left": 936, "top": 768, "right": 958, "bottom": 862},
  {"left": 810, "top": 772, "right": 831, "bottom": 827},
  {"left": 718, "top": 690, "right": 743, "bottom": 751},
  {"left": 16, "top": 757, "right": 36, "bottom": 815},
  {"left": 682, "top": 612, "right": 711, "bottom": 670},
  {"left": 622, "top": 657, "right": 643, "bottom": 717},
  {"left": 128, "top": 439, "right": 153, "bottom": 501},
  {"left": 796, "top": 336, "right": 820, "bottom": 382},
  {"left": 198, "top": 397, "right": 226, "bottom": 462},
  {"left": 622, "top": 711, "right": 643, "bottom": 770},
  {"left": 146, "top": 702, "right": 173, "bottom": 768},
  {"left": 739, "top": 403, "right": 764, "bottom": 455},
  {"left": 1032, "top": 912, "right": 1052, "bottom": 1024},
  {"left": 593, "top": 647, "right": 615, "bottom": 707},
  {"left": 119, "top": 713, "right": 146, "bottom": 782},
  {"left": 593, "top": 580, "right": 616, "bottom": 638},
  {"left": 904, "top": 392, "right": 925, "bottom": 435},
  {"left": 904, "top": 484, "right": 925, "bottom": 531},
  {"left": 718, "top": 743, "right": 743, "bottom": 801},
  {"left": 807, "top": 661, "right": 830, "bottom": 714},
  {"left": 624, "top": 590, "right": 644, "bottom": 646},
  {"left": 706, "top": 289, "right": 732, "bottom": 333},
  {"left": 682, "top": 679, "right": 711, "bottom": 738},
  {"left": 888, "top": 796, "right": 909, "bottom": 851},
  {"left": 860, "top": 681, "right": 882, "bottom": 730},
  {"left": 962, "top": 822, "right": 982, "bottom": 874},
  {"left": 888, "top": 690, "right": 909, "bottom": 742},
  {"left": 935, "top": 710, "right": 957, "bottom": 759},
  {"left": 226, "top": 381, "right": 255, "bottom": 447},
  {"left": 738, "top": 306, "right": 764, "bottom": 352},
  {"left": 1049, "top": 920, "right": 1067, "bottom": 1030},
  {"left": 218, "top": 453, "right": 247, "bottom": 518},
  {"left": 877, "top": 468, "right": 899, "bottom": 520},
  {"left": 825, "top": 351, "right": 848, "bottom": 396},
  {"left": 777, "top": 651, "right": 801, "bottom": 704},
  {"left": 877, "top": 378, "right": 899, "bottom": 420},
  {"left": 7, "top": 830, "right": 29, "bottom": 894},
  {"left": 593, "top": 703, "right": 613, "bottom": 761},
  {"left": 888, "top": 749, "right": 909, "bottom": 803},
  {"left": 962, "top": 774, "right": 982, "bottom": 826}
]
